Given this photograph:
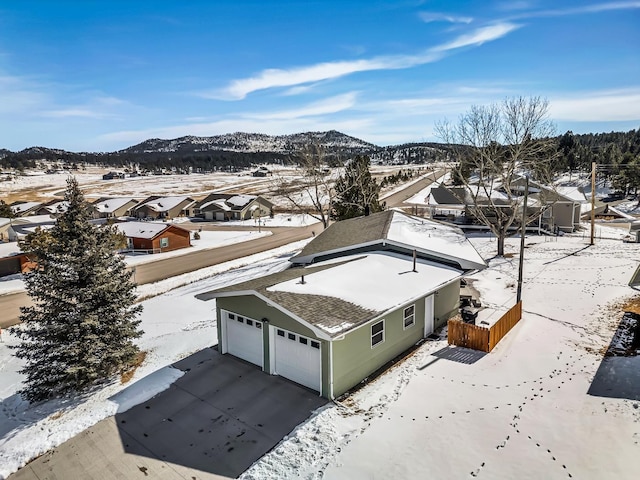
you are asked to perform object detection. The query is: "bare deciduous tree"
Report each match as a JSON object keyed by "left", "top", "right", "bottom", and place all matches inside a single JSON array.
[
  {"left": 436, "top": 96, "right": 558, "bottom": 256},
  {"left": 272, "top": 144, "right": 336, "bottom": 229}
]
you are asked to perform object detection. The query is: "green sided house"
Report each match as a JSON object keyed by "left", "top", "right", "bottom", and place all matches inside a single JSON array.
[{"left": 196, "top": 210, "right": 486, "bottom": 399}]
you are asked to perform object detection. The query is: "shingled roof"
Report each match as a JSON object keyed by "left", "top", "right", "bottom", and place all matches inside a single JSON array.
[
  {"left": 197, "top": 258, "right": 381, "bottom": 339},
  {"left": 197, "top": 251, "right": 463, "bottom": 339},
  {"left": 291, "top": 210, "right": 486, "bottom": 271}
]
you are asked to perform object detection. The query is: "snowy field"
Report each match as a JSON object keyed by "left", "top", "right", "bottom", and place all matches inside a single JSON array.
[
  {"left": 1, "top": 224, "right": 639, "bottom": 479},
  {"left": 0, "top": 164, "right": 429, "bottom": 205}
]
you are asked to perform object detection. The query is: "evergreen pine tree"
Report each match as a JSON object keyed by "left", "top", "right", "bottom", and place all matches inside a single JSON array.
[
  {"left": 0, "top": 200, "right": 13, "bottom": 218},
  {"left": 333, "top": 155, "right": 383, "bottom": 220},
  {"left": 14, "top": 177, "right": 143, "bottom": 402}
]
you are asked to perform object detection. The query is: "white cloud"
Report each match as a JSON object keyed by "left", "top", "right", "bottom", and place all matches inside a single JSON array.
[
  {"left": 247, "top": 93, "right": 358, "bottom": 120},
  {"left": 210, "top": 22, "right": 519, "bottom": 100},
  {"left": 419, "top": 12, "right": 474, "bottom": 24},
  {"left": 506, "top": 1, "right": 640, "bottom": 20},
  {"left": 549, "top": 88, "right": 640, "bottom": 122},
  {"left": 431, "top": 22, "right": 520, "bottom": 52}
]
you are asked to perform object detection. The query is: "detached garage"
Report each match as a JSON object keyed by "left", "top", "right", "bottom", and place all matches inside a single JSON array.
[
  {"left": 197, "top": 211, "right": 487, "bottom": 399},
  {"left": 198, "top": 251, "right": 465, "bottom": 399}
]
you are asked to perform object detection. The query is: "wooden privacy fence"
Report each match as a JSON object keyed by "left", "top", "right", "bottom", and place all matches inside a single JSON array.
[{"left": 448, "top": 301, "right": 523, "bottom": 353}]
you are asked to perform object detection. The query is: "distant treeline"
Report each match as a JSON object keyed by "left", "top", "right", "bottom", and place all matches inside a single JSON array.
[
  {"left": 554, "top": 129, "right": 640, "bottom": 173},
  {"left": 1, "top": 129, "right": 639, "bottom": 179},
  {"left": 0, "top": 150, "right": 297, "bottom": 172}
]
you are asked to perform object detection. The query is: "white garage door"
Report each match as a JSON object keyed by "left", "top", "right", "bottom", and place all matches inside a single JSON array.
[
  {"left": 224, "top": 312, "right": 263, "bottom": 368},
  {"left": 273, "top": 327, "right": 321, "bottom": 392}
]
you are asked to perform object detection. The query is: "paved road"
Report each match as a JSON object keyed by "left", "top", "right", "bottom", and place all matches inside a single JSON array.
[
  {"left": 9, "top": 348, "right": 327, "bottom": 480},
  {"left": 0, "top": 224, "right": 317, "bottom": 328},
  {"left": 0, "top": 171, "right": 444, "bottom": 329},
  {"left": 382, "top": 169, "right": 445, "bottom": 208}
]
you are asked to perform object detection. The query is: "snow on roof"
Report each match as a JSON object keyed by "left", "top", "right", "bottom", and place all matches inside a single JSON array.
[
  {"left": 115, "top": 222, "right": 170, "bottom": 239},
  {"left": 199, "top": 199, "right": 231, "bottom": 211},
  {"left": 10, "top": 202, "right": 41, "bottom": 214},
  {"left": 94, "top": 197, "right": 137, "bottom": 213},
  {"left": 0, "top": 242, "right": 22, "bottom": 258},
  {"left": 556, "top": 186, "right": 586, "bottom": 203},
  {"left": 42, "top": 201, "right": 69, "bottom": 213},
  {"left": 386, "top": 212, "right": 487, "bottom": 270},
  {"left": 0, "top": 218, "right": 11, "bottom": 228},
  {"left": 139, "top": 196, "right": 193, "bottom": 212},
  {"left": 268, "top": 251, "right": 462, "bottom": 313},
  {"left": 12, "top": 215, "right": 55, "bottom": 224},
  {"left": 226, "top": 194, "right": 256, "bottom": 208}
]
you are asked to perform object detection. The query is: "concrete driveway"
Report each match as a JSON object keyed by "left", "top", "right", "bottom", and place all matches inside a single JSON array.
[{"left": 10, "top": 348, "right": 327, "bottom": 480}]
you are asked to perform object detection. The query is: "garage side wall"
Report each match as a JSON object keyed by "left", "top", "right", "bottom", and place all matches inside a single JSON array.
[
  {"left": 434, "top": 279, "right": 460, "bottom": 329},
  {"left": 332, "top": 299, "right": 426, "bottom": 398},
  {"left": 215, "top": 295, "right": 330, "bottom": 396}
]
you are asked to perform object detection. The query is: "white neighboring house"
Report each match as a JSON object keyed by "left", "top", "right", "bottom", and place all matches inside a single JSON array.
[
  {"left": 132, "top": 196, "right": 196, "bottom": 220},
  {"left": 92, "top": 197, "right": 139, "bottom": 219},
  {"left": 5, "top": 216, "right": 56, "bottom": 242},
  {"left": 10, "top": 202, "right": 43, "bottom": 217}
]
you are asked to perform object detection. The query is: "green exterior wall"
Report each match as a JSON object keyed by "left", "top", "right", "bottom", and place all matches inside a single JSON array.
[
  {"left": 331, "top": 300, "right": 425, "bottom": 397},
  {"left": 434, "top": 279, "right": 460, "bottom": 329},
  {"left": 213, "top": 279, "right": 460, "bottom": 399},
  {"left": 332, "top": 279, "right": 460, "bottom": 397}
]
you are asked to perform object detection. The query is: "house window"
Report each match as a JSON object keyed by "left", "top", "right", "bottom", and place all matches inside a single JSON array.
[
  {"left": 299, "top": 337, "right": 308, "bottom": 345},
  {"left": 288, "top": 333, "right": 296, "bottom": 341},
  {"left": 246, "top": 319, "right": 253, "bottom": 326},
  {"left": 277, "top": 329, "right": 285, "bottom": 337},
  {"left": 403, "top": 305, "right": 415, "bottom": 329},
  {"left": 160, "top": 237, "right": 169, "bottom": 248},
  {"left": 371, "top": 321, "right": 384, "bottom": 347},
  {"left": 310, "top": 341, "right": 320, "bottom": 349},
  {"left": 228, "top": 313, "right": 235, "bottom": 320}
]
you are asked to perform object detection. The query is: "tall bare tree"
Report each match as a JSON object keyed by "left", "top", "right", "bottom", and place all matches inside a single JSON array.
[
  {"left": 272, "top": 144, "right": 336, "bottom": 229},
  {"left": 436, "top": 97, "right": 558, "bottom": 256}
]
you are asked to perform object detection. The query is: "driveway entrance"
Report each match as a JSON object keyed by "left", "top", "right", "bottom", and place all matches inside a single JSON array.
[{"left": 10, "top": 347, "right": 327, "bottom": 480}]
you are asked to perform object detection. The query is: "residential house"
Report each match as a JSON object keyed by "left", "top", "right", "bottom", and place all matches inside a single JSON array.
[
  {"left": 252, "top": 167, "right": 272, "bottom": 177},
  {"left": 0, "top": 241, "right": 30, "bottom": 278},
  {"left": 10, "top": 201, "right": 42, "bottom": 217},
  {"left": 194, "top": 193, "right": 274, "bottom": 221},
  {"left": 6, "top": 216, "right": 56, "bottom": 242},
  {"left": 197, "top": 210, "right": 486, "bottom": 399},
  {"left": 0, "top": 218, "right": 12, "bottom": 242},
  {"left": 580, "top": 204, "right": 634, "bottom": 222},
  {"left": 116, "top": 221, "right": 191, "bottom": 252},
  {"left": 34, "top": 200, "right": 69, "bottom": 216},
  {"left": 132, "top": 196, "right": 196, "bottom": 220},
  {"left": 511, "top": 177, "right": 583, "bottom": 233},
  {"left": 102, "top": 171, "right": 125, "bottom": 180},
  {"left": 92, "top": 197, "right": 139, "bottom": 219}
]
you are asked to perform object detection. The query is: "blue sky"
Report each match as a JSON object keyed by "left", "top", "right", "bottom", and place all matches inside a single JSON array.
[{"left": 1, "top": 1, "right": 639, "bottom": 152}]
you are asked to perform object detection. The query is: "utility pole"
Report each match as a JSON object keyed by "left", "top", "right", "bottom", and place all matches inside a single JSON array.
[
  {"left": 516, "top": 176, "right": 529, "bottom": 303},
  {"left": 590, "top": 162, "right": 596, "bottom": 246}
]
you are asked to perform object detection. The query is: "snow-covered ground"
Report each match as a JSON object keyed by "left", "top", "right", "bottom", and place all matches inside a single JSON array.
[
  {"left": 123, "top": 229, "right": 271, "bottom": 266},
  {"left": 0, "top": 224, "right": 638, "bottom": 479},
  {"left": 0, "top": 214, "right": 317, "bottom": 296},
  {"left": 0, "top": 241, "right": 308, "bottom": 479}
]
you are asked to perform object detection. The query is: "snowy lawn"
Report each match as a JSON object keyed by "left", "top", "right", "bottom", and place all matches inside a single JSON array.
[
  {"left": 243, "top": 225, "right": 640, "bottom": 480},
  {"left": 0, "top": 241, "right": 307, "bottom": 479},
  {"left": 1, "top": 224, "right": 639, "bottom": 479}
]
